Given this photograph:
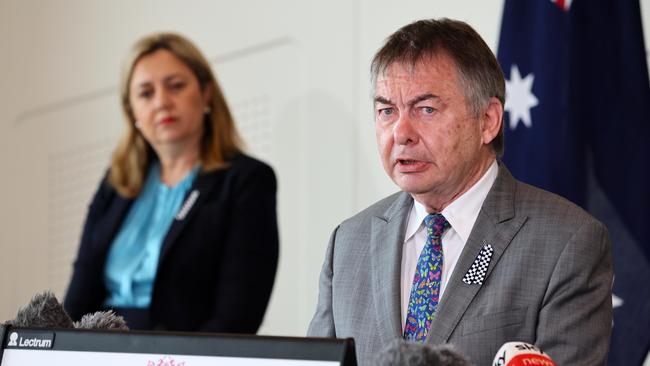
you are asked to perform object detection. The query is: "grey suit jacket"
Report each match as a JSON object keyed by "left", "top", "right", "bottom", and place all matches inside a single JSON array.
[{"left": 307, "top": 164, "right": 612, "bottom": 366}]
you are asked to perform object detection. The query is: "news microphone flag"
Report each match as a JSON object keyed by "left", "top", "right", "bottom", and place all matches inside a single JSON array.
[
  {"left": 497, "top": 1, "right": 650, "bottom": 365},
  {"left": 492, "top": 342, "right": 555, "bottom": 366}
]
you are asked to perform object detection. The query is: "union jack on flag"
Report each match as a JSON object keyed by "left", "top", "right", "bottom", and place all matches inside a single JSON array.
[{"left": 550, "top": 0, "right": 572, "bottom": 11}]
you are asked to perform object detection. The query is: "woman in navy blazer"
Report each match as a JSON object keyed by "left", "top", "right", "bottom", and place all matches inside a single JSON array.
[{"left": 64, "top": 33, "right": 278, "bottom": 333}]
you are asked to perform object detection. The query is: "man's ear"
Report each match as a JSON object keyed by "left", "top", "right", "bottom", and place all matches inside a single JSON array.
[{"left": 480, "top": 97, "right": 503, "bottom": 145}]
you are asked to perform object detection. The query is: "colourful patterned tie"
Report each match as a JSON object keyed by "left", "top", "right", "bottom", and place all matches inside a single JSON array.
[{"left": 403, "top": 213, "right": 450, "bottom": 342}]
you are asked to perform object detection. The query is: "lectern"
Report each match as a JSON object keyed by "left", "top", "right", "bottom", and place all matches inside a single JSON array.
[{"left": 0, "top": 325, "right": 356, "bottom": 365}]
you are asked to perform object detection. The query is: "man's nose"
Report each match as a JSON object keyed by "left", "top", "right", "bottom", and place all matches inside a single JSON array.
[{"left": 393, "top": 114, "right": 418, "bottom": 145}]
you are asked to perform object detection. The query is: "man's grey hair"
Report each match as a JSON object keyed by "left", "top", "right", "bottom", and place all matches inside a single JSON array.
[{"left": 371, "top": 18, "right": 506, "bottom": 157}]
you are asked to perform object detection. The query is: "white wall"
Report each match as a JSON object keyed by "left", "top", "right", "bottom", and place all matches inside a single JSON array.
[
  {"left": 0, "top": 0, "right": 364, "bottom": 334},
  {"left": 0, "top": 4, "right": 649, "bottom": 362}
]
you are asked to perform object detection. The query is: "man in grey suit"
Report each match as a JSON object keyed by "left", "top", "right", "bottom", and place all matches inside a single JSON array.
[{"left": 307, "top": 19, "right": 612, "bottom": 365}]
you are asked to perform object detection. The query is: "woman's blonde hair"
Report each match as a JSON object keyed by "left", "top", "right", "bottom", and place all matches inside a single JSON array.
[{"left": 109, "top": 32, "right": 243, "bottom": 198}]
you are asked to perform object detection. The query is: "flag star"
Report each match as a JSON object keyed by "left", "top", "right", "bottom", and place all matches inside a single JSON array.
[
  {"left": 505, "top": 64, "right": 539, "bottom": 130},
  {"left": 612, "top": 294, "right": 624, "bottom": 327}
]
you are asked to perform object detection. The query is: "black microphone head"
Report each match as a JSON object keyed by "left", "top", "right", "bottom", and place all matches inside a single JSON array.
[
  {"left": 74, "top": 310, "right": 129, "bottom": 330},
  {"left": 5, "top": 291, "right": 74, "bottom": 329},
  {"left": 375, "top": 339, "right": 472, "bottom": 366}
]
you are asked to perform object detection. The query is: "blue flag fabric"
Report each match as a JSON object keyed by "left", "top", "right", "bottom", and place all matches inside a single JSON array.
[{"left": 497, "top": 1, "right": 650, "bottom": 364}]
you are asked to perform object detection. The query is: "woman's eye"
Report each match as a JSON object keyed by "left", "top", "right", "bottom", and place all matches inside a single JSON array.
[
  {"left": 139, "top": 90, "right": 153, "bottom": 99},
  {"left": 170, "top": 82, "right": 186, "bottom": 91}
]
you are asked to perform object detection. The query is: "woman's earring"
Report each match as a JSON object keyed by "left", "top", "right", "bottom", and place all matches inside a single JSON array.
[{"left": 135, "top": 120, "right": 141, "bottom": 129}]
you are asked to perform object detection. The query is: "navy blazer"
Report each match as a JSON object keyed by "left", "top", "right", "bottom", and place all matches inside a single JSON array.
[{"left": 64, "top": 154, "right": 279, "bottom": 333}]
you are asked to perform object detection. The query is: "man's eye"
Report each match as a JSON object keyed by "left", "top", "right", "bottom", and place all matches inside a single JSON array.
[
  {"left": 422, "top": 106, "right": 435, "bottom": 114},
  {"left": 380, "top": 108, "right": 394, "bottom": 115}
]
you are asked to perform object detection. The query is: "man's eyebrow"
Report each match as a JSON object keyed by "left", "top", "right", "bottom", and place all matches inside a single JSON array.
[
  {"left": 373, "top": 93, "right": 440, "bottom": 106},
  {"left": 408, "top": 93, "right": 439, "bottom": 107},
  {"left": 374, "top": 96, "right": 393, "bottom": 105}
]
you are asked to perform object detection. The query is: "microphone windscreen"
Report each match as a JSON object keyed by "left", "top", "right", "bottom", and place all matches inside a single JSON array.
[
  {"left": 74, "top": 310, "right": 129, "bottom": 330},
  {"left": 376, "top": 339, "right": 472, "bottom": 366},
  {"left": 5, "top": 291, "right": 74, "bottom": 329},
  {"left": 492, "top": 342, "right": 555, "bottom": 366}
]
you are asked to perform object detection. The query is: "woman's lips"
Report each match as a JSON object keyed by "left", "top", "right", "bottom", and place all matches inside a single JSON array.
[{"left": 159, "top": 117, "right": 176, "bottom": 125}]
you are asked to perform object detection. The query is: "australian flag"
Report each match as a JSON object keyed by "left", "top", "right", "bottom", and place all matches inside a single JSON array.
[{"left": 497, "top": 0, "right": 650, "bottom": 364}]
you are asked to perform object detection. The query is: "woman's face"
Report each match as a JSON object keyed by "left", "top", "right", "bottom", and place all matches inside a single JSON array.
[{"left": 128, "top": 49, "right": 211, "bottom": 154}]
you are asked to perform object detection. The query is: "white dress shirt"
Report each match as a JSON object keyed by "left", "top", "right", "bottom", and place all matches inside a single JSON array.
[{"left": 400, "top": 160, "right": 499, "bottom": 330}]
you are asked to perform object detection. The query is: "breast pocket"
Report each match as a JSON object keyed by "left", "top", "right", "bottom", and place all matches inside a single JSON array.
[{"left": 459, "top": 307, "right": 528, "bottom": 336}]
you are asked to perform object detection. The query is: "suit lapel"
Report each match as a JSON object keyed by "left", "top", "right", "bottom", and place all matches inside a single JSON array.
[
  {"left": 92, "top": 190, "right": 132, "bottom": 257},
  {"left": 370, "top": 192, "right": 413, "bottom": 345},
  {"left": 427, "top": 163, "right": 527, "bottom": 344},
  {"left": 159, "top": 169, "right": 223, "bottom": 263}
]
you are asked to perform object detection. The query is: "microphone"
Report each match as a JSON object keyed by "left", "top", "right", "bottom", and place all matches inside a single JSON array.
[
  {"left": 5, "top": 291, "right": 74, "bottom": 329},
  {"left": 4, "top": 291, "right": 128, "bottom": 330},
  {"left": 376, "top": 339, "right": 472, "bottom": 366},
  {"left": 75, "top": 310, "right": 128, "bottom": 330},
  {"left": 492, "top": 342, "right": 555, "bottom": 366}
]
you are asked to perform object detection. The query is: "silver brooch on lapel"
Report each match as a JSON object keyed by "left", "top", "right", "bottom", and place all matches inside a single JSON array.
[
  {"left": 175, "top": 190, "right": 200, "bottom": 220},
  {"left": 462, "top": 244, "right": 494, "bottom": 285}
]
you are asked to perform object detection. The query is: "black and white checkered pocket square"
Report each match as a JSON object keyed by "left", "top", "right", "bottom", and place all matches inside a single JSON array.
[{"left": 462, "top": 244, "right": 494, "bottom": 285}]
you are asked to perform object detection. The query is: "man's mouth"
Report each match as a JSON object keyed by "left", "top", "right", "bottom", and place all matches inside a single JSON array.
[{"left": 395, "top": 159, "right": 428, "bottom": 172}]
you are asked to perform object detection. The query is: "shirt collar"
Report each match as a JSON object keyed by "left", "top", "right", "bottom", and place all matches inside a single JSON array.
[
  {"left": 404, "top": 199, "right": 430, "bottom": 242},
  {"left": 404, "top": 159, "right": 498, "bottom": 243},
  {"left": 441, "top": 159, "right": 498, "bottom": 243}
]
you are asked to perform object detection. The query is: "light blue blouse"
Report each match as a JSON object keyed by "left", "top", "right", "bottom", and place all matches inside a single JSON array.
[{"left": 103, "top": 162, "right": 199, "bottom": 308}]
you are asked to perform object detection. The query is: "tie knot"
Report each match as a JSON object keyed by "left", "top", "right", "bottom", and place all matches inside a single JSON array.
[{"left": 423, "top": 213, "right": 450, "bottom": 238}]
